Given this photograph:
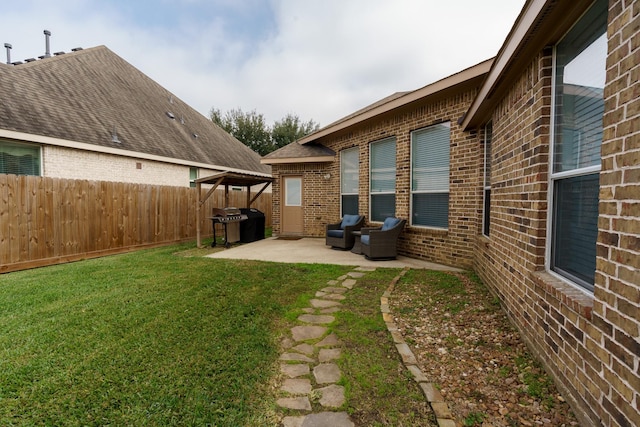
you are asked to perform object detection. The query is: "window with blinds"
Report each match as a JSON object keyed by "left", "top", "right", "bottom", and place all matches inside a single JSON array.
[
  {"left": 411, "top": 122, "right": 450, "bottom": 228},
  {"left": 550, "top": 0, "right": 607, "bottom": 292},
  {"left": 370, "top": 138, "right": 396, "bottom": 222},
  {"left": 189, "top": 167, "right": 198, "bottom": 188},
  {"left": 0, "top": 141, "right": 41, "bottom": 176},
  {"left": 341, "top": 147, "right": 359, "bottom": 216},
  {"left": 483, "top": 122, "right": 492, "bottom": 237}
]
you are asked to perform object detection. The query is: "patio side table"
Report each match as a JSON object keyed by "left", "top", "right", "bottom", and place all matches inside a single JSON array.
[{"left": 351, "top": 231, "right": 362, "bottom": 254}]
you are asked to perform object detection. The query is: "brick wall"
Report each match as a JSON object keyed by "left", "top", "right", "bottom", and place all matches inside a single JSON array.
[
  {"left": 270, "top": 162, "right": 333, "bottom": 236},
  {"left": 273, "top": 89, "right": 481, "bottom": 268},
  {"left": 594, "top": 0, "right": 640, "bottom": 424},
  {"left": 473, "top": 1, "right": 640, "bottom": 425}
]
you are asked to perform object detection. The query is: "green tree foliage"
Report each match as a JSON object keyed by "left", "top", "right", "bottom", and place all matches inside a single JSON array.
[
  {"left": 272, "top": 113, "right": 320, "bottom": 150},
  {"left": 210, "top": 108, "right": 320, "bottom": 156}
]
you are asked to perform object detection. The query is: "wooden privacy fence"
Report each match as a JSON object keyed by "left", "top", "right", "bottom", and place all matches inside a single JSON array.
[{"left": 0, "top": 174, "right": 272, "bottom": 273}]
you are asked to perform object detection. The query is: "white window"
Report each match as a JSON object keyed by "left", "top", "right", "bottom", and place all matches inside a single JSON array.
[
  {"left": 340, "top": 147, "right": 359, "bottom": 216},
  {"left": 411, "top": 122, "right": 450, "bottom": 228},
  {"left": 483, "top": 122, "right": 492, "bottom": 237},
  {"left": 369, "top": 138, "right": 396, "bottom": 222},
  {"left": 0, "top": 140, "right": 41, "bottom": 176},
  {"left": 549, "top": 0, "right": 607, "bottom": 292},
  {"left": 189, "top": 167, "right": 198, "bottom": 188},
  {"left": 285, "top": 176, "right": 302, "bottom": 206}
]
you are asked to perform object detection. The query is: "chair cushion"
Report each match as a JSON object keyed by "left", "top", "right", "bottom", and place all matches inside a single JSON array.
[
  {"left": 360, "top": 235, "right": 370, "bottom": 245},
  {"left": 327, "top": 229, "right": 344, "bottom": 238},
  {"left": 381, "top": 217, "right": 401, "bottom": 231},
  {"left": 340, "top": 214, "right": 360, "bottom": 229}
]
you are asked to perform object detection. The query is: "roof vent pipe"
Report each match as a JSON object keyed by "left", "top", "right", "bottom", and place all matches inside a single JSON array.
[
  {"left": 43, "top": 30, "right": 51, "bottom": 58},
  {"left": 4, "top": 43, "right": 11, "bottom": 64}
]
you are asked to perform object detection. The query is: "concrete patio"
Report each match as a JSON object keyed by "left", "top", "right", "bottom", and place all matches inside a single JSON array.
[{"left": 206, "top": 237, "right": 461, "bottom": 271}]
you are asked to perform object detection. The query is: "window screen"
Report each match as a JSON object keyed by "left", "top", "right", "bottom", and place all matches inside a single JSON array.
[
  {"left": 370, "top": 138, "right": 396, "bottom": 222},
  {"left": 550, "top": 0, "right": 607, "bottom": 291},
  {"left": 0, "top": 141, "right": 41, "bottom": 176},
  {"left": 341, "top": 148, "right": 359, "bottom": 216},
  {"left": 411, "top": 122, "right": 450, "bottom": 228}
]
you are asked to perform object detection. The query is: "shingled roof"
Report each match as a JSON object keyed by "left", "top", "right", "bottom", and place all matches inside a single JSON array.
[{"left": 0, "top": 45, "right": 270, "bottom": 175}]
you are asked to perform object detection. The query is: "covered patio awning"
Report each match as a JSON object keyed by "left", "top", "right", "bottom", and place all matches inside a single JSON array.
[{"left": 195, "top": 171, "right": 273, "bottom": 247}]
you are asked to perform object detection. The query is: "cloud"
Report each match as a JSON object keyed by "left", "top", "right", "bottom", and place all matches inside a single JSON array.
[{"left": 1, "top": 0, "right": 525, "bottom": 127}]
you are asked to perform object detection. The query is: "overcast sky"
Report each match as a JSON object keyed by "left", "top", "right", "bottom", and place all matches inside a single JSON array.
[{"left": 2, "top": 0, "right": 525, "bottom": 127}]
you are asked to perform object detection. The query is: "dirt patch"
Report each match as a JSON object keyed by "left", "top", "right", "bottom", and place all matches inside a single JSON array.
[{"left": 388, "top": 270, "right": 579, "bottom": 427}]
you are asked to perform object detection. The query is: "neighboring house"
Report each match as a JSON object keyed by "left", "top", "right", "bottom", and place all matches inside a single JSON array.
[
  {"left": 0, "top": 45, "right": 271, "bottom": 185},
  {"left": 262, "top": 0, "right": 639, "bottom": 426}
]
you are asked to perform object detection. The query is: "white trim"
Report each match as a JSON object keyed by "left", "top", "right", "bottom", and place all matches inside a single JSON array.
[
  {"left": 0, "top": 129, "right": 271, "bottom": 178},
  {"left": 261, "top": 156, "right": 334, "bottom": 165}
]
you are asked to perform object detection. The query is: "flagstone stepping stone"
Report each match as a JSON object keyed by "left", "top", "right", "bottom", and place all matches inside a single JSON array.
[
  {"left": 291, "top": 325, "right": 327, "bottom": 342},
  {"left": 313, "top": 363, "right": 341, "bottom": 384},
  {"left": 347, "top": 272, "right": 365, "bottom": 278},
  {"left": 318, "top": 348, "right": 341, "bottom": 362},
  {"left": 319, "top": 307, "right": 341, "bottom": 314},
  {"left": 298, "top": 314, "right": 335, "bottom": 324},
  {"left": 316, "top": 334, "right": 341, "bottom": 347},
  {"left": 302, "top": 307, "right": 315, "bottom": 314},
  {"left": 292, "top": 343, "right": 315, "bottom": 355},
  {"left": 282, "top": 416, "right": 305, "bottom": 427},
  {"left": 277, "top": 397, "right": 311, "bottom": 411},
  {"left": 300, "top": 412, "right": 353, "bottom": 427},
  {"left": 326, "top": 280, "right": 339, "bottom": 286},
  {"left": 281, "top": 337, "right": 294, "bottom": 349},
  {"left": 337, "top": 275, "right": 348, "bottom": 281},
  {"left": 320, "top": 286, "right": 347, "bottom": 294},
  {"left": 323, "top": 293, "right": 346, "bottom": 301},
  {"left": 281, "top": 378, "right": 312, "bottom": 395},
  {"left": 355, "top": 266, "right": 376, "bottom": 272},
  {"left": 317, "top": 384, "right": 346, "bottom": 408},
  {"left": 281, "top": 363, "right": 310, "bottom": 378},
  {"left": 341, "top": 279, "right": 357, "bottom": 289},
  {"left": 280, "top": 352, "right": 315, "bottom": 363},
  {"left": 309, "top": 299, "right": 341, "bottom": 309}
]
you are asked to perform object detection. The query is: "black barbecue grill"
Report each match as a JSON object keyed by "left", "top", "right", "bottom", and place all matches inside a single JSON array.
[{"left": 209, "top": 207, "right": 248, "bottom": 248}]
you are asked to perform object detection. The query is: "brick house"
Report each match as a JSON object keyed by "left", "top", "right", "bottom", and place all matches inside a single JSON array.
[
  {"left": 0, "top": 45, "right": 271, "bottom": 186},
  {"left": 262, "top": 0, "right": 639, "bottom": 425}
]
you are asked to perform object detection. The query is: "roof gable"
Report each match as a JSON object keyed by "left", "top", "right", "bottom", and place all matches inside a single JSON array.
[{"left": 0, "top": 46, "right": 270, "bottom": 175}]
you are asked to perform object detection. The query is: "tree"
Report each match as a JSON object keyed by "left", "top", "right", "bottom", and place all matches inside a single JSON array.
[
  {"left": 210, "top": 108, "right": 272, "bottom": 155},
  {"left": 210, "top": 108, "right": 320, "bottom": 155},
  {"left": 271, "top": 113, "right": 320, "bottom": 150}
]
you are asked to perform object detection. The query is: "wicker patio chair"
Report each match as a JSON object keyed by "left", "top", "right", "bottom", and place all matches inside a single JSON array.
[
  {"left": 360, "top": 217, "right": 406, "bottom": 260},
  {"left": 325, "top": 214, "right": 365, "bottom": 250}
]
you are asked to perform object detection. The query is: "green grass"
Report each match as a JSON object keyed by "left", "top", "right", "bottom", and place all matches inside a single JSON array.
[
  {"left": 333, "top": 269, "right": 437, "bottom": 426},
  {"left": 0, "top": 243, "right": 350, "bottom": 426}
]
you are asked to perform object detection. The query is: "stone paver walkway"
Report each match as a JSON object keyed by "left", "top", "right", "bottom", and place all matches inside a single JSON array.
[{"left": 277, "top": 267, "right": 375, "bottom": 427}]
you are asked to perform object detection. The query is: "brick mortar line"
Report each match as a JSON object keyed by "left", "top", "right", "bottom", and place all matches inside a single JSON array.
[{"left": 382, "top": 267, "right": 459, "bottom": 427}]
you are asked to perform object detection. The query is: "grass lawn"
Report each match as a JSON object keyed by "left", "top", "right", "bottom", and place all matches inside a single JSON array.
[{"left": 0, "top": 242, "right": 351, "bottom": 426}]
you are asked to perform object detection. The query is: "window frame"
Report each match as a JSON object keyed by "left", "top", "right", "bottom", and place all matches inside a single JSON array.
[
  {"left": 546, "top": 0, "right": 606, "bottom": 293},
  {"left": 340, "top": 147, "right": 359, "bottom": 216},
  {"left": 189, "top": 167, "right": 198, "bottom": 188},
  {"left": 482, "top": 122, "right": 492, "bottom": 237},
  {"left": 410, "top": 122, "right": 451, "bottom": 229},
  {"left": 0, "top": 140, "right": 42, "bottom": 176},
  {"left": 369, "top": 137, "right": 396, "bottom": 223}
]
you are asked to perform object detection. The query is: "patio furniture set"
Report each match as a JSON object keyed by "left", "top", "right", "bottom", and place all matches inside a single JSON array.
[{"left": 325, "top": 215, "right": 406, "bottom": 260}]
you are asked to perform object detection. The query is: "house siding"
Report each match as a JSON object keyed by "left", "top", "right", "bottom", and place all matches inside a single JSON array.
[{"left": 43, "top": 145, "right": 219, "bottom": 187}]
